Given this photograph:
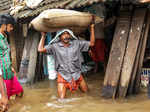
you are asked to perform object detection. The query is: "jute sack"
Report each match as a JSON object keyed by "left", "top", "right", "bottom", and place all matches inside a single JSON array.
[{"left": 30, "top": 9, "right": 103, "bottom": 34}]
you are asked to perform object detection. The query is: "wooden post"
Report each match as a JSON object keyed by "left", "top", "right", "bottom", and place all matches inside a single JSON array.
[
  {"left": 27, "top": 32, "right": 40, "bottom": 84},
  {"left": 119, "top": 8, "right": 146, "bottom": 98},
  {"left": 102, "top": 12, "right": 131, "bottom": 99},
  {"left": 9, "top": 32, "right": 18, "bottom": 71},
  {"left": 19, "top": 32, "right": 33, "bottom": 80}
]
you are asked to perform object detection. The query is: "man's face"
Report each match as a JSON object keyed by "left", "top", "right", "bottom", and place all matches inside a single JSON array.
[
  {"left": 6, "top": 24, "right": 14, "bottom": 32},
  {"left": 60, "top": 31, "right": 71, "bottom": 44}
]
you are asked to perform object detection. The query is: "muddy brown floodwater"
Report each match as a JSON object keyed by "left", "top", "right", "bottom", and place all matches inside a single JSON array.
[{"left": 8, "top": 73, "right": 150, "bottom": 112}]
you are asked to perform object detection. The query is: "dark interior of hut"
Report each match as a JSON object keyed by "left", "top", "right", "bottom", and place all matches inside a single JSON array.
[{"left": 143, "top": 29, "right": 150, "bottom": 68}]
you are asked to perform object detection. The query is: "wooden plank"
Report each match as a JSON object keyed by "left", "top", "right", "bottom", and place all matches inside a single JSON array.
[
  {"left": 119, "top": 8, "right": 146, "bottom": 98},
  {"left": 19, "top": 32, "right": 33, "bottom": 80},
  {"left": 101, "top": 12, "right": 131, "bottom": 99},
  {"left": 128, "top": 24, "right": 145, "bottom": 95},
  {"left": 134, "top": 12, "right": 150, "bottom": 93},
  {"left": 128, "top": 13, "right": 150, "bottom": 94},
  {"left": 27, "top": 32, "right": 40, "bottom": 84}
]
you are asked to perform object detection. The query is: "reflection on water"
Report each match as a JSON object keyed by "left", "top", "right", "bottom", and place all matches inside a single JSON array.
[{"left": 8, "top": 73, "right": 150, "bottom": 112}]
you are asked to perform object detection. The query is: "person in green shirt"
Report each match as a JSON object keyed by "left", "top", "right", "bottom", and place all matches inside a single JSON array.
[
  {"left": 0, "top": 14, "right": 23, "bottom": 111},
  {"left": 0, "top": 14, "right": 10, "bottom": 112}
]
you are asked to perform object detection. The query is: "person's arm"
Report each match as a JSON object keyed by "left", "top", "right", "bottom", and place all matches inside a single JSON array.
[
  {"left": 38, "top": 32, "right": 47, "bottom": 53},
  {"left": 0, "top": 76, "right": 8, "bottom": 111},
  {"left": 89, "top": 23, "right": 95, "bottom": 47},
  {"left": 78, "top": 23, "right": 95, "bottom": 52}
]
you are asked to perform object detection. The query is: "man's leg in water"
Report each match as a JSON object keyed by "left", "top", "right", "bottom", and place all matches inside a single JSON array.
[
  {"left": 79, "top": 77, "right": 88, "bottom": 92},
  {"left": 57, "top": 83, "right": 66, "bottom": 99}
]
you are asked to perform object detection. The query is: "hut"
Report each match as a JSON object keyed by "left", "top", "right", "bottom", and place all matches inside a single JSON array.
[
  {"left": 1, "top": 0, "right": 150, "bottom": 99},
  {"left": 0, "top": 0, "right": 107, "bottom": 84}
]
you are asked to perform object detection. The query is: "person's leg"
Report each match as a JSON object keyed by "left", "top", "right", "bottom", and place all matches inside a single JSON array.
[
  {"left": 57, "top": 83, "right": 66, "bottom": 99},
  {"left": 79, "top": 78, "right": 88, "bottom": 92}
]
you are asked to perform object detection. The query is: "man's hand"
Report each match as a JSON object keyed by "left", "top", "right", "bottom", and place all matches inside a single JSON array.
[
  {"left": 41, "top": 32, "right": 46, "bottom": 38},
  {"left": 90, "top": 24, "right": 95, "bottom": 29},
  {"left": 90, "top": 15, "right": 95, "bottom": 29},
  {"left": 38, "top": 32, "right": 47, "bottom": 53},
  {"left": 91, "top": 15, "right": 95, "bottom": 25},
  {"left": 89, "top": 17, "right": 95, "bottom": 47},
  {"left": 140, "top": 0, "right": 150, "bottom": 3},
  {"left": 0, "top": 96, "right": 8, "bottom": 112}
]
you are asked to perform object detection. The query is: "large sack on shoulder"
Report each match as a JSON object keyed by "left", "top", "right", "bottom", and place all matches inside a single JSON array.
[{"left": 30, "top": 9, "right": 103, "bottom": 34}]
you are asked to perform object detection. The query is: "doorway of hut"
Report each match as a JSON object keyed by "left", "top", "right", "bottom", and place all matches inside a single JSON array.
[{"left": 141, "top": 27, "right": 150, "bottom": 98}]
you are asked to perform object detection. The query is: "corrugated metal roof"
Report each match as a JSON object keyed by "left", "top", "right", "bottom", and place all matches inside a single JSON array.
[
  {"left": 0, "top": 0, "right": 145, "bottom": 20},
  {"left": 13, "top": 0, "right": 104, "bottom": 19}
]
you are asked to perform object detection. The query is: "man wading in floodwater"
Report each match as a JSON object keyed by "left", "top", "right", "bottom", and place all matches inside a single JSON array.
[{"left": 38, "top": 23, "right": 95, "bottom": 99}]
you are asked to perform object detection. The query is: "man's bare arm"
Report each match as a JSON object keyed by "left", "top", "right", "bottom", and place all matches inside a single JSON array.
[
  {"left": 90, "top": 24, "right": 95, "bottom": 47},
  {"left": 38, "top": 32, "right": 47, "bottom": 53}
]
